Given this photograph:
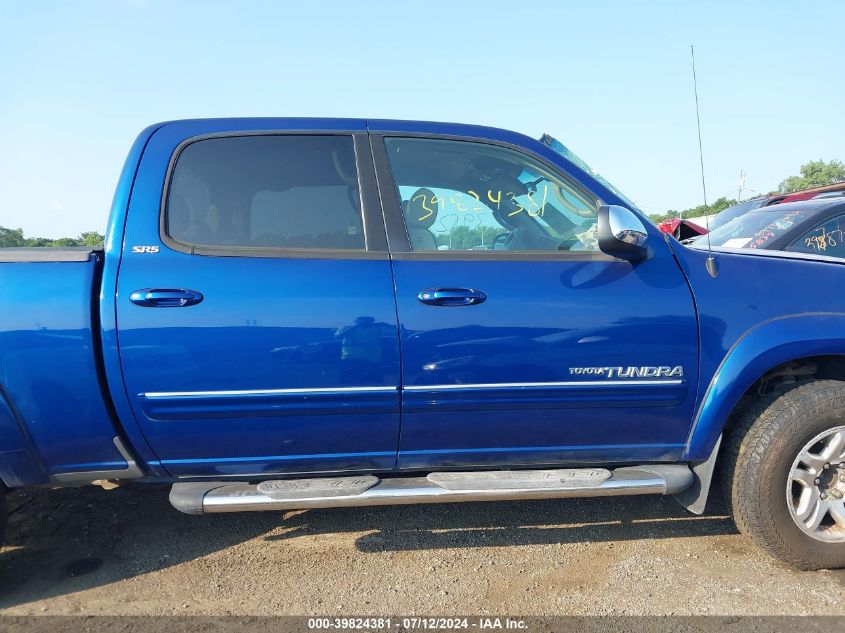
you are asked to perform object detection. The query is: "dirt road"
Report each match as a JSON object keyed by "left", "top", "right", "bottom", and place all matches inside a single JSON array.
[{"left": 1, "top": 484, "right": 843, "bottom": 615}]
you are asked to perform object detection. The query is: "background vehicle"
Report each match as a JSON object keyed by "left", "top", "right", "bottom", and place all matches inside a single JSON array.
[
  {"left": 1, "top": 118, "right": 844, "bottom": 570},
  {"left": 706, "top": 197, "right": 770, "bottom": 231},
  {"left": 767, "top": 181, "right": 845, "bottom": 206},
  {"left": 690, "top": 196, "right": 845, "bottom": 258},
  {"left": 657, "top": 216, "right": 708, "bottom": 240},
  {"left": 677, "top": 182, "right": 845, "bottom": 240}
]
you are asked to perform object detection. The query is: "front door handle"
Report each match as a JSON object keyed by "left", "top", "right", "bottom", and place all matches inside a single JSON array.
[
  {"left": 129, "top": 288, "right": 204, "bottom": 308},
  {"left": 417, "top": 288, "right": 487, "bottom": 307}
]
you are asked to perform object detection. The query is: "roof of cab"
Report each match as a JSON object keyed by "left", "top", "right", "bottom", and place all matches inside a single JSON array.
[
  {"left": 152, "top": 117, "right": 541, "bottom": 148},
  {"left": 142, "top": 118, "right": 637, "bottom": 212}
]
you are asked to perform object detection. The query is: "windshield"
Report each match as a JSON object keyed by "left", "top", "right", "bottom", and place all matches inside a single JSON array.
[
  {"left": 705, "top": 207, "right": 817, "bottom": 249},
  {"left": 540, "top": 134, "right": 639, "bottom": 211},
  {"left": 708, "top": 198, "right": 768, "bottom": 231}
]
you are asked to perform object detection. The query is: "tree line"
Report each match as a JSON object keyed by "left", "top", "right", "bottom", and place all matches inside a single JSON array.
[
  {"left": 0, "top": 226, "right": 105, "bottom": 248},
  {"left": 2, "top": 160, "right": 843, "bottom": 245},
  {"left": 649, "top": 159, "right": 845, "bottom": 223}
]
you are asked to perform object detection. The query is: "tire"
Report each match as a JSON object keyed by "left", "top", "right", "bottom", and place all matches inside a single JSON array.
[{"left": 722, "top": 379, "right": 845, "bottom": 570}]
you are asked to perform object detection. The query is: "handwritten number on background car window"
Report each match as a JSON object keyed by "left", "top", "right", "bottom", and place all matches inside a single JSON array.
[{"left": 805, "top": 227, "right": 843, "bottom": 252}]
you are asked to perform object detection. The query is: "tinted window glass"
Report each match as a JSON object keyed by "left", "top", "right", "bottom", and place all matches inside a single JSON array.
[
  {"left": 167, "top": 135, "right": 365, "bottom": 250},
  {"left": 787, "top": 213, "right": 845, "bottom": 258},
  {"left": 384, "top": 138, "right": 598, "bottom": 252},
  {"left": 705, "top": 206, "right": 817, "bottom": 249},
  {"left": 707, "top": 198, "right": 767, "bottom": 231}
]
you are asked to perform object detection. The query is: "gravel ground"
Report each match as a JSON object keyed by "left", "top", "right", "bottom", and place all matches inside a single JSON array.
[{"left": 0, "top": 484, "right": 843, "bottom": 616}]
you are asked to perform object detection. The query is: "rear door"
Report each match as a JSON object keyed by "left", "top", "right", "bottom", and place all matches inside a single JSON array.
[
  {"left": 116, "top": 122, "right": 400, "bottom": 477},
  {"left": 371, "top": 132, "right": 700, "bottom": 470}
]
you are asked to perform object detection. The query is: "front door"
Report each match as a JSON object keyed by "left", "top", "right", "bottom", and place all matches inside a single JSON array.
[
  {"left": 117, "top": 126, "right": 400, "bottom": 477},
  {"left": 372, "top": 134, "right": 699, "bottom": 470}
]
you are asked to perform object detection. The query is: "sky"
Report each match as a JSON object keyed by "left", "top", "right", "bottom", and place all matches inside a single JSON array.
[{"left": 1, "top": 0, "right": 843, "bottom": 238}]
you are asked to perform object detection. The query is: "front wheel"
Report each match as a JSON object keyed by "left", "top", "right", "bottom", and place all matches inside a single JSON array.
[{"left": 723, "top": 380, "right": 845, "bottom": 570}]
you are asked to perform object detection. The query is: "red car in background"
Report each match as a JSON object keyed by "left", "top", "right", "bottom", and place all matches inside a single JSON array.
[
  {"left": 657, "top": 216, "right": 708, "bottom": 240},
  {"left": 768, "top": 181, "right": 845, "bottom": 205}
]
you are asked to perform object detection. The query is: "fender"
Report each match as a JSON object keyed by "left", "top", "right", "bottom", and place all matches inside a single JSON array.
[{"left": 684, "top": 312, "right": 845, "bottom": 460}]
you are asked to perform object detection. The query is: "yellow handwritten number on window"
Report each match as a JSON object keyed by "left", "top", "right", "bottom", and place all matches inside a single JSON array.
[{"left": 412, "top": 193, "right": 436, "bottom": 221}]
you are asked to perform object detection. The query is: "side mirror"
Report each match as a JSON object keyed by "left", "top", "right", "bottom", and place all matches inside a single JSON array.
[{"left": 597, "top": 205, "right": 649, "bottom": 261}]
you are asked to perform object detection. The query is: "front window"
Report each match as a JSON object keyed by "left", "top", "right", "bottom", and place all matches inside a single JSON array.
[{"left": 384, "top": 137, "right": 600, "bottom": 253}]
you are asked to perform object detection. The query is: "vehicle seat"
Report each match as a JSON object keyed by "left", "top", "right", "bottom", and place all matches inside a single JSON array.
[
  {"left": 404, "top": 188, "right": 438, "bottom": 250},
  {"left": 168, "top": 194, "right": 200, "bottom": 242}
]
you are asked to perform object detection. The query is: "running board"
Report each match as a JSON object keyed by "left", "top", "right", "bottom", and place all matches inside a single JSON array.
[{"left": 169, "top": 465, "right": 694, "bottom": 515}]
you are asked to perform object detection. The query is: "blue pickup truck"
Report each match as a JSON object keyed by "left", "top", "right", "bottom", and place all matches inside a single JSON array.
[{"left": 2, "top": 118, "right": 844, "bottom": 571}]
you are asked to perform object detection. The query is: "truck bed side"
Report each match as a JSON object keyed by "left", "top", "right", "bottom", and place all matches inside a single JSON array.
[{"left": 0, "top": 249, "right": 134, "bottom": 486}]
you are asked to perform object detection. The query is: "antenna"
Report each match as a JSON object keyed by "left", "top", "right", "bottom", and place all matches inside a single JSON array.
[{"left": 690, "top": 44, "right": 718, "bottom": 278}]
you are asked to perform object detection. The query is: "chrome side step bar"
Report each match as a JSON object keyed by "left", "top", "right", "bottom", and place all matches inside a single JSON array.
[{"left": 170, "top": 465, "right": 694, "bottom": 515}]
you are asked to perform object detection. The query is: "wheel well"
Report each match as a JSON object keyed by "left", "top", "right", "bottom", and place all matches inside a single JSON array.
[
  {"left": 679, "top": 355, "right": 845, "bottom": 515},
  {"left": 722, "top": 355, "right": 845, "bottom": 436}
]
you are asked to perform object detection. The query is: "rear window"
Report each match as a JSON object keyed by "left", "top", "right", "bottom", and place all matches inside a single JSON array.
[{"left": 165, "top": 135, "right": 365, "bottom": 251}]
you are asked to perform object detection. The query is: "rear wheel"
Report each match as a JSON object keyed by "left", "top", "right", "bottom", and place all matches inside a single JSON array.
[{"left": 723, "top": 379, "right": 845, "bottom": 570}]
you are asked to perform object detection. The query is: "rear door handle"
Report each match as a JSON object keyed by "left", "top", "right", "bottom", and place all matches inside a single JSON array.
[
  {"left": 417, "top": 288, "right": 487, "bottom": 307},
  {"left": 129, "top": 288, "right": 204, "bottom": 308}
]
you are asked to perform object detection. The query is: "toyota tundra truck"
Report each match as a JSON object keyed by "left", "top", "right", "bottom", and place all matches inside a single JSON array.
[{"left": 2, "top": 118, "right": 844, "bottom": 570}]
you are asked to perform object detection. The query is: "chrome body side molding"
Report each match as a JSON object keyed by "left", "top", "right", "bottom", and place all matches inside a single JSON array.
[
  {"left": 144, "top": 380, "right": 684, "bottom": 399},
  {"left": 403, "top": 380, "right": 684, "bottom": 390},
  {"left": 142, "top": 386, "right": 398, "bottom": 398}
]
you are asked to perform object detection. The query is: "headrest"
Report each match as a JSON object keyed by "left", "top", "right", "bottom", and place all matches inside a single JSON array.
[
  {"left": 406, "top": 188, "right": 437, "bottom": 229},
  {"left": 168, "top": 194, "right": 191, "bottom": 235}
]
